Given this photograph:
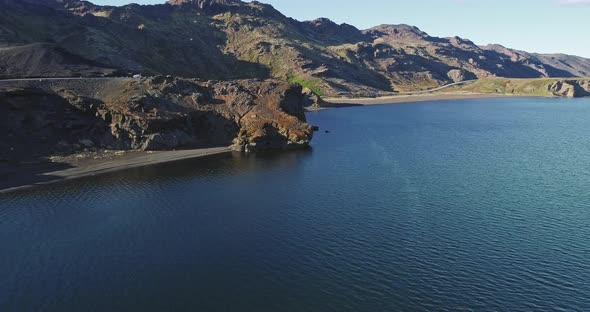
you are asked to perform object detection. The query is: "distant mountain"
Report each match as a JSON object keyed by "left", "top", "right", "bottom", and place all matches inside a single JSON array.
[{"left": 1, "top": 0, "right": 589, "bottom": 96}]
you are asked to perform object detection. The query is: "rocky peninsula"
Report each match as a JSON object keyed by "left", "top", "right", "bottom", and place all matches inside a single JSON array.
[
  {"left": 0, "top": 77, "right": 316, "bottom": 191},
  {"left": 2, "top": 0, "right": 590, "bottom": 191},
  {"left": 1, "top": 76, "right": 313, "bottom": 159}
]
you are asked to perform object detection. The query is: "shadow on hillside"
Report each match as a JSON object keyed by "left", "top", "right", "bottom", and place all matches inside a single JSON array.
[
  {"left": 294, "top": 44, "right": 393, "bottom": 93},
  {"left": 483, "top": 50, "right": 575, "bottom": 78},
  {"left": 4, "top": 1, "right": 272, "bottom": 81},
  {"left": 89, "top": 4, "right": 273, "bottom": 80}
]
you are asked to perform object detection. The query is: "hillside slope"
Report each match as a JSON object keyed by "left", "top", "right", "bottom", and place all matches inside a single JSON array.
[
  {"left": 455, "top": 78, "right": 590, "bottom": 98},
  {"left": 0, "top": 43, "right": 117, "bottom": 78},
  {"left": 0, "top": 0, "right": 589, "bottom": 96}
]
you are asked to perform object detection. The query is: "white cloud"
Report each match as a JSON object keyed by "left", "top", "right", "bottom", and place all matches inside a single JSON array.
[{"left": 559, "top": 0, "right": 590, "bottom": 6}]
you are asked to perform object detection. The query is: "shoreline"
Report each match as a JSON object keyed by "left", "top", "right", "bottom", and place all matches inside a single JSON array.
[
  {"left": 319, "top": 92, "right": 515, "bottom": 108},
  {"left": 0, "top": 92, "right": 557, "bottom": 194},
  {"left": 0, "top": 147, "right": 232, "bottom": 194}
]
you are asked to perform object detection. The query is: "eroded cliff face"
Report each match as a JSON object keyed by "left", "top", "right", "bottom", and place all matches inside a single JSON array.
[
  {"left": 548, "top": 80, "right": 590, "bottom": 98},
  {"left": 0, "top": 77, "right": 314, "bottom": 162}
]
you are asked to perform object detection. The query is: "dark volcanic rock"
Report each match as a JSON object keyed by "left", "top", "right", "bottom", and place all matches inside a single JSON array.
[
  {"left": 0, "top": 87, "right": 114, "bottom": 161},
  {"left": 0, "top": 78, "right": 314, "bottom": 162},
  {"left": 0, "top": 43, "right": 117, "bottom": 79}
]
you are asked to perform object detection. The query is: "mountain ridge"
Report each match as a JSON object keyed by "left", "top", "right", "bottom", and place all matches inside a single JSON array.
[{"left": 0, "top": 0, "right": 589, "bottom": 96}]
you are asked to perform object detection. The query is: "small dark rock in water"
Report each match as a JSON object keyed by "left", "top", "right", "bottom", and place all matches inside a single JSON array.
[{"left": 325, "top": 130, "right": 331, "bottom": 133}]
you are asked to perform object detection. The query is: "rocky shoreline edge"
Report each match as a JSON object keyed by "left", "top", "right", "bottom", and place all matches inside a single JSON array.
[
  {"left": 2, "top": 76, "right": 590, "bottom": 193},
  {"left": 0, "top": 147, "right": 233, "bottom": 194},
  {"left": 0, "top": 76, "right": 319, "bottom": 192}
]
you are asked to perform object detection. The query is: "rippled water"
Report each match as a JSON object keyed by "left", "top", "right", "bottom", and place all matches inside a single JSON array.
[{"left": 2, "top": 97, "right": 590, "bottom": 311}]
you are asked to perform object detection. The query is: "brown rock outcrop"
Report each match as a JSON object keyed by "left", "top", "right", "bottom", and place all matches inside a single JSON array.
[
  {"left": 0, "top": 77, "right": 314, "bottom": 162},
  {"left": 548, "top": 80, "right": 590, "bottom": 98},
  {"left": 301, "top": 87, "right": 325, "bottom": 108},
  {"left": 447, "top": 69, "right": 476, "bottom": 83}
]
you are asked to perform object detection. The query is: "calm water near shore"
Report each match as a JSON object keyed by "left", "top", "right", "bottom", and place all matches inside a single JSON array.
[{"left": 2, "top": 97, "right": 590, "bottom": 311}]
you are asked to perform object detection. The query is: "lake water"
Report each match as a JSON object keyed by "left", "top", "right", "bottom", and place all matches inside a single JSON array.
[{"left": 2, "top": 97, "right": 590, "bottom": 311}]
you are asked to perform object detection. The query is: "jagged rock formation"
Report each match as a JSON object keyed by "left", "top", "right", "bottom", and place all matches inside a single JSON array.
[
  {"left": 0, "top": 0, "right": 589, "bottom": 96},
  {"left": 447, "top": 69, "right": 475, "bottom": 83},
  {"left": 0, "top": 77, "right": 314, "bottom": 161},
  {"left": 548, "top": 80, "right": 590, "bottom": 98},
  {"left": 167, "top": 0, "right": 240, "bottom": 7}
]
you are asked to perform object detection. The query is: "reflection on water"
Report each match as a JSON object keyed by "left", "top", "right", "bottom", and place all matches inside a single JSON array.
[
  {"left": 2, "top": 97, "right": 590, "bottom": 311},
  {"left": 5, "top": 149, "right": 313, "bottom": 201}
]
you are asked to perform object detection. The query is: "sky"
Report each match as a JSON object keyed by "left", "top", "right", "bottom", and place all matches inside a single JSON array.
[{"left": 92, "top": 0, "right": 590, "bottom": 57}]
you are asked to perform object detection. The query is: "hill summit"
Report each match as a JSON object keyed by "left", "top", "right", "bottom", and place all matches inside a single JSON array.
[{"left": 0, "top": 0, "right": 589, "bottom": 96}]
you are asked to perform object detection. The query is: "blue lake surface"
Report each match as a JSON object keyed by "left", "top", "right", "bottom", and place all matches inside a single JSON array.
[{"left": 2, "top": 97, "right": 590, "bottom": 311}]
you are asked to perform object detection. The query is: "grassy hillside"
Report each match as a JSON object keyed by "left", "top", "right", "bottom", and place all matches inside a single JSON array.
[{"left": 453, "top": 78, "right": 590, "bottom": 97}]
